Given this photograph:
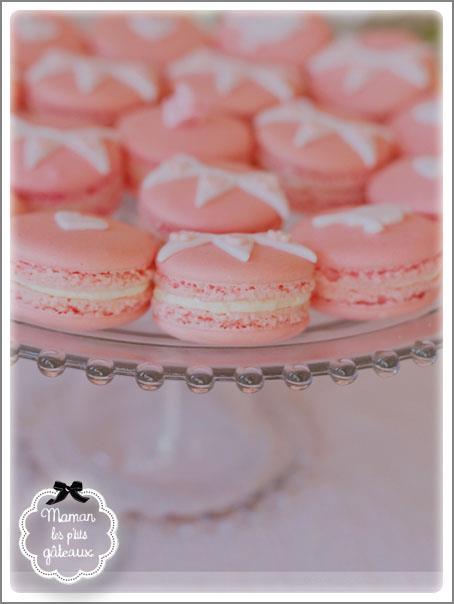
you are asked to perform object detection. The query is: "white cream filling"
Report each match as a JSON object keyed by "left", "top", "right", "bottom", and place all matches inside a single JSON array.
[
  {"left": 153, "top": 288, "right": 310, "bottom": 313},
  {"left": 14, "top": 277, "right": 150, "bottom": 301}
]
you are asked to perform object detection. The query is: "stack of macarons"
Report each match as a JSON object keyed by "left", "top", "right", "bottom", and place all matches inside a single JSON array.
[{"left": 10, "top": 11, "right": 442, "bottom": 344}]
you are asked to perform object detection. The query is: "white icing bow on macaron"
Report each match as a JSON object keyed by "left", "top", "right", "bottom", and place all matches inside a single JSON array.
[
  {"left": 161, "top": 83, "right": 210, "bottom": 128},
  {"left": 225, "top": 13, "right": 304, "bottom": 51},
  {"left": 158, "top": 230, "right": 317, "bottom": 263},
  {"left": 142, "top": 154, "right": 290, "bottom": 220},
  {"left": 27, "top": 49, "right": 158, "bottom": 100},
  {"left": 256, "top": 99, "right": 391, "bottom": 167},
  {"left": 128, "top": 14, "right": 176, "bottom": 40},
  {"left": 168, "top": 48, "right": 295, "bottom": 101},
  {"left": 15, "top": 14, "right": 59, "bottom": 42},
  {"left": 312, "top": 203, "right": 405, "bottom": 234},
  {"left": 309, "top": 35, "right": 432, "bottom": 93},
  {"left": 12, "top": 116, "right": 118, "bottom": 173},
  {"left": 412, "top": 156, "right": 439, "bottom": 180},
  {"left": 412, "top": 99, "right": 439, "bottom": 124},
  {"left": 54, "top": 211, "right": 108, "bottom": 231}
]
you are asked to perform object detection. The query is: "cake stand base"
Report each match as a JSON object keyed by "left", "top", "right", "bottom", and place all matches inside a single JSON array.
[{"left": 17, "top": 370, "right": 312, "bottom": 521}]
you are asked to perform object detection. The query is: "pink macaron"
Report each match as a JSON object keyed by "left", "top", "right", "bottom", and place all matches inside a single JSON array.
[
  {"left": 89, "top": 12, "right": 208, "bottom": 73},
  {"left": 254, "top": 98, "right": 396, "bottom": 212},
  {"left": 11, "top": 75, "right": 24, "bottom": 111},
  {"left": 24, "top": 49, "right": 160, "bottom": 126},
  {"left": 307, "top": 29, "right": 437, "bottom": 122},
  {"left": 367, "top": 155, "right": 441, "bottom": 217},
  {"left": 216, "top": 12, "right": 332, "bottom": 69},
  {"left": 166, "top": 47, "right": 303, "bottom": 120},
  {"left": 138, "top": 154, "right": 290, "bottom": 237},
  {"left": 12, "top": 11, "right": 86, "bottom": 71},
  {"left": 11, "top": 193, "right": 28, "bottom": 216},
  {"left": 291, "top": 204, "right": 441, "bottom": 320},
  {"left": 118, "top": 85, "right": 255, "bottom": 190},
  {"left": 12, "top": 114, "right": 124, "bottom": 215},
  {"left": 390, "top": 94, "right": 440, "bottom": 156},
  {"left": 152, "top": 230, "right": 317, "bottom": 345},
  {"left": 12, "top": 211, "right": 159, "bottom": 331}
]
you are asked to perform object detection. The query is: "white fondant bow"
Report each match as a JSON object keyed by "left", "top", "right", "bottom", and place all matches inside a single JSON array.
[
  {"left": 312, "top": 203, "right": 405, "bottom": 234},
  {"left": 27, "top": 49, "right": 157, "bottom": 100},
  {"left": 161, "top": 83, "right": 206, "bottom": 128},
  {"left": 15, "top": 14, "right": 59, "bottom": 42},
  {"left": 309, "top": 36, "right": 431, "bottom": 93},
  {"left": 412, "top": 156, "right": 439, "bottom": 180},
  {"left": 12, "top": 116, "right": 118, "bottom": 173},
  {"left": 158, "top": 230, "right": 317, "bottom": 263},
  {"left": 256, "top": 99, "right": 391, "bottom": 167},
  {"left": 226, "top": 13, "right": 304, "bottom": 51},
  {"left": 54, "top": 211, "right": 108, "bottom": 231},
  {"left": 142, "top": 154, "right": 290, "bottom": 220},
  {"left": 168, "top": 49, "right": 295, "bottom": 101},
  {"left": 128, "top": 15, "right": 176, "bottom": 40},
  {"left": 412, "top": 99, "right": 439, "bottom": 125}
]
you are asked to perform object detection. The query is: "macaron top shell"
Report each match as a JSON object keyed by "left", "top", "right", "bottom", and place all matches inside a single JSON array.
[
  {"left": 255, "top": 100, "right": 395, "bottom": 174},
  {"left": 12, "top": 116, "right": 123, "bottom": 196},
  {"left": 118, "top": 106, "right": 254, "bottom": 166},
  {"left": 390, "top": 94, "right": 440, "bottom": 155},
  {"left": 166, "top": 48, "right": 303, "bottom": 119},
  {"left": 25, "top": 51, "right": 160, "bottom": 118},
  {"left": 291, "top": 207, "right": 440, "bottom": 271},
  {"left": 308, "top": 29, "right": 436, "bottom": 120},
  {"left": 90, "top": 13, "right": 207, "bottom": 70},
  {"left": 139, "top": 157, "right": 288, "bottom": 233},
  {"left": 367, "top": 156, "right": 441, "bottom": 216},
  {"left": 12, "top": 12, "right": 85, "bottom": 70},
  {"left": 13, "top": 212, "right": 159, "bottom": 272},
  {"left": 216, "top": 12, "right": 332, "bottom": 67},
  {"left": 157, "top": 236, "right": 315, "bottom": 284}
]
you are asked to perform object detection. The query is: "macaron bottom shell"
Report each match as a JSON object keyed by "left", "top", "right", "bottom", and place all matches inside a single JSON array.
[
  {"left": 152, "top": 275, "right": 314, "bottom": 346},
  {"left": 312, "top": 290, "right": 439, "bottom": 321},
  {"left": 14, "top": 171, "right": 124, "bottom": 215},
  {"left": 311, "top": 259, "right": 441, "bottom": 320},
  {"left": 258, "top": 148, "right": 374, "bottom": 213},
  {"left": 152, "top": 305, "right": 310, "bottom": 346},
  {"left": 14, "top": 283, "right": 153, "bottom": 332}
]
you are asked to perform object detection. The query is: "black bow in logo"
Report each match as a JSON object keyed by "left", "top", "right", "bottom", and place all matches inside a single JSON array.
[{"left": 46, "top": 481, "right": 89, "bottom": 505}]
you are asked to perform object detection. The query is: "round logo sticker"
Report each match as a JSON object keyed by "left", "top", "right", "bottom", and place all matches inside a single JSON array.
[{"left": 19, "top": 481, "right": 118, "bottom": 584}]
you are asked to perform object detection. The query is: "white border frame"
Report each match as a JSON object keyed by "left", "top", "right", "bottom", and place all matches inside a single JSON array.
[{"left": 2, "top": 2, "right": 452, "bottom": 601}]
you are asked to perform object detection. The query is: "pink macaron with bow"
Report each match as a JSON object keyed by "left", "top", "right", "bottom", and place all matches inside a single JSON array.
[
  {"left": 138, "top": 154, "right": 290, "bottom": 237},
  {"left": 119, "top": 84, "right": 254, "bottom": 190},
  {"left": 153, "top": 230, "right": 317, "bottom": 345}
]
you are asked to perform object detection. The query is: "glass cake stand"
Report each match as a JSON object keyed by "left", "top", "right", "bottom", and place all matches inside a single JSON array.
[
  {"left": 11, "top": 303, "right": 441, "bottom": 521},
  {"left": 10, "top": 191, "right": 442, "bottom": 520}
]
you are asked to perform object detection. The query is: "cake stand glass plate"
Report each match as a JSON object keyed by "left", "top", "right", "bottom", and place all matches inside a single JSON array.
[
  {"left": 11, "top": 304, "right": 440, "bottom": 521},
  {"left": 11, "top": 194, "right": 441, "bottom": 385},
  {"left": 11, "top": 303, "right": 441, "bottom": 387},
  {"left": 11, "top": 195, "right": 441, "bottom": 521}
]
